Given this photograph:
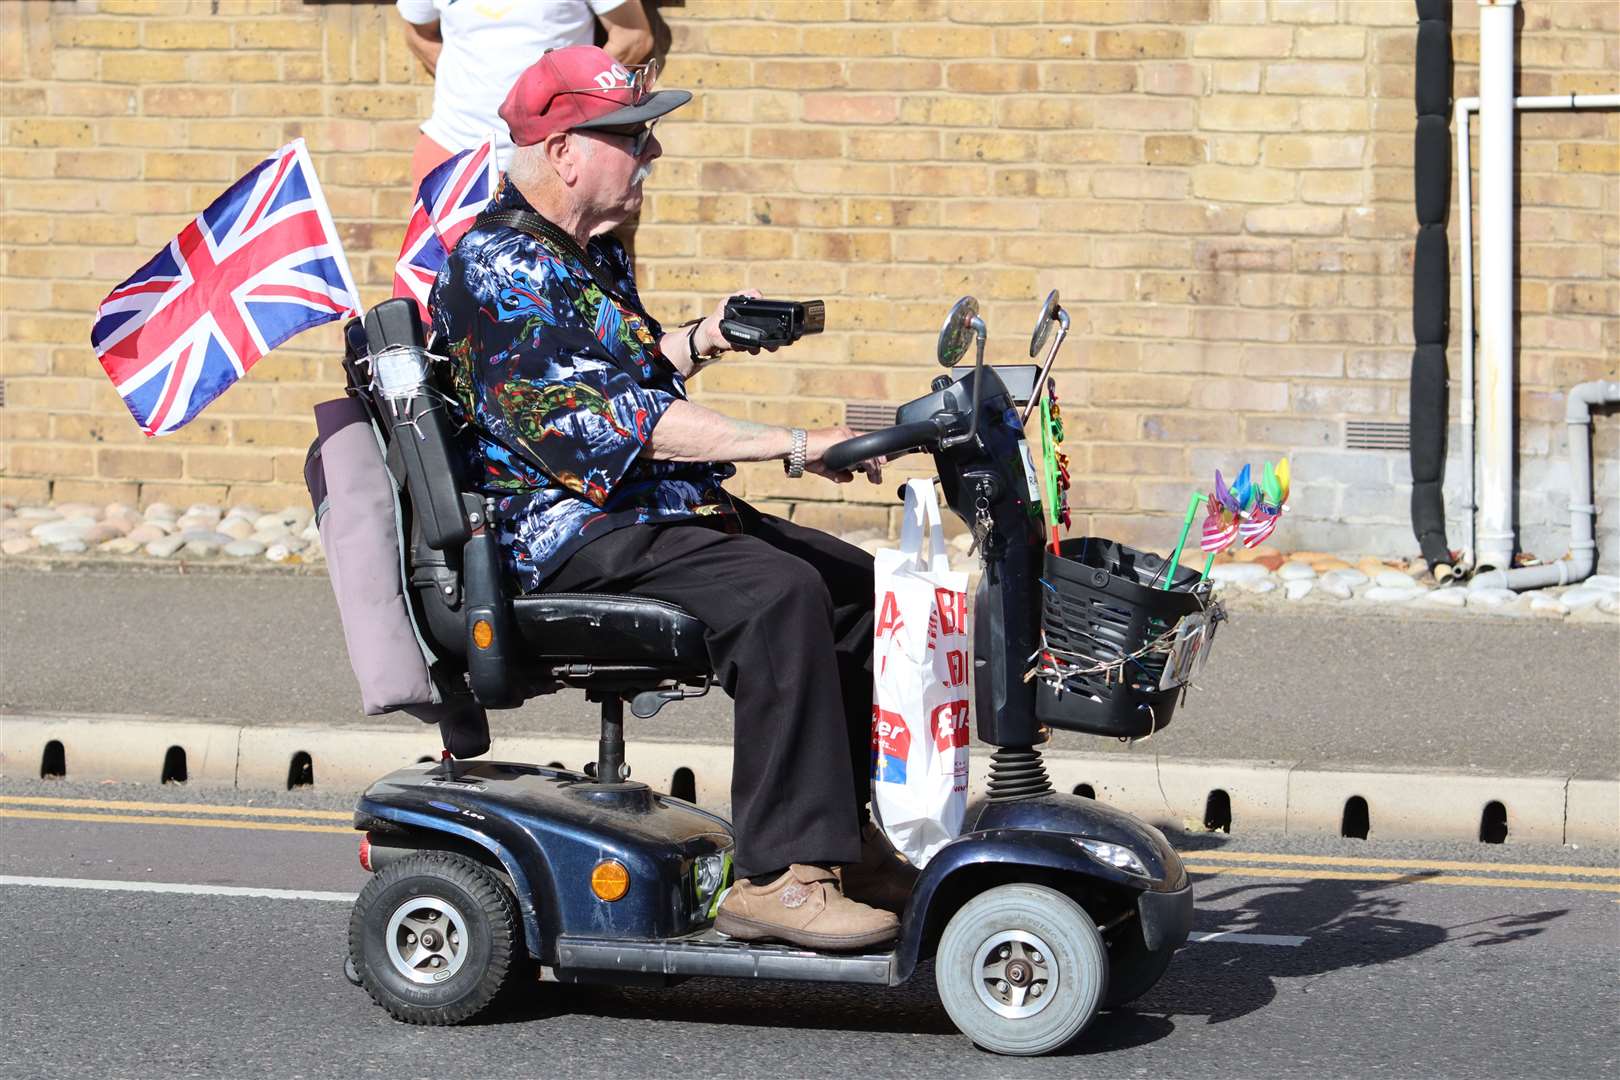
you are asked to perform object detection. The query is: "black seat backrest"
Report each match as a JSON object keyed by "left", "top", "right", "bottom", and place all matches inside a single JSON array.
[{"left": 359, "top": 299, "right": 474, "bottom": 552}]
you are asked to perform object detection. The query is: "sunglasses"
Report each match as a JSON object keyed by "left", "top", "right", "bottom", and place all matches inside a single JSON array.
[
  {"left": 586, "top": 117, "right": 660, "bottom": 157},
  {"left": 556, "top": 57, "right": 660, "bottom": 108}
]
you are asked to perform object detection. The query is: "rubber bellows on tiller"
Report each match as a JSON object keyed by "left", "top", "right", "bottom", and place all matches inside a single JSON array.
[
  {"left": 1409, "top": 1, "right": 1455, "bottom": 572},
  {"left": 1414, "top": 115, "right": 1451, "bottom": 225}
]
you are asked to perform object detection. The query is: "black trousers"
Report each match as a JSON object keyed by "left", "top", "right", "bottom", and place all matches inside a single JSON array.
[{"left": 543, "top": 506, "right": 875, "bottom": 878}]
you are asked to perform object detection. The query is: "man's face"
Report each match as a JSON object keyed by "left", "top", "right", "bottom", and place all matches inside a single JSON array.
[{"left": 572, "top": 125, "right": 663, "bottom": 231}]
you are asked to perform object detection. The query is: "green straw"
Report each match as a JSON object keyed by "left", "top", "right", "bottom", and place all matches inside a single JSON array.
[{"left": 1161, "top": 491, "right": 1200, "bottom": 590}]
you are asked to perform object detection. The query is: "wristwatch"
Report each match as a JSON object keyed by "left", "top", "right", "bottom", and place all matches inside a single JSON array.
[{"left": 784, "top": 427, "right": 807, "bottom": 477}]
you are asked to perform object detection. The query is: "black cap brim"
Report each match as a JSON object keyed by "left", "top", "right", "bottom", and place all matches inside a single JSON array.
[{"left": 571, "top": 89, "right": 692, "bottom": 130}]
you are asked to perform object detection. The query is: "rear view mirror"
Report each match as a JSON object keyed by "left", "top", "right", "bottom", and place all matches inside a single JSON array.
[
  {"left": 1029, "top": 289, "right": 1060, "bottom": 358},
  {"left": 937, "top": 296, "right": 980, "bottom": 369}
]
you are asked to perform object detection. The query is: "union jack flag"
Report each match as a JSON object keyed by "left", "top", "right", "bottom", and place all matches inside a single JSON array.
[
  {"left": 91, "top": 139, "right": 359, "bottom": 437},
  {"left": 393, "top": 135, "right": 500, "bottom": 322}
]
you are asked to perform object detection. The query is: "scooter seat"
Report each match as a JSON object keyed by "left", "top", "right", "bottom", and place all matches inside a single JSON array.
[{"left": 511, "top": 592, "right": 711, "bottom": 670}]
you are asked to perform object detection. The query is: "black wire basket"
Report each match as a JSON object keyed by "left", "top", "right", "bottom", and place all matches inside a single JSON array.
[{"left": 1033, "top": 537, "right": 1217, "bottom": 739}]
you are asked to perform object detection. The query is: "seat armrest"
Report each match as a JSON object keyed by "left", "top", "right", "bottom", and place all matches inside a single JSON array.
[{"left": 462, "top": 527, "right": 523, "bottom": 709}]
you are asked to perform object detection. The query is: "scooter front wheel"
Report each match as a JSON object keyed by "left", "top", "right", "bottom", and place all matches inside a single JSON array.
[
  {"left": 348, "top": 850, "right": 523, "bottom": 1025},
  {"left": 935, "top": 883, "right": 1106, "bottom": 1056}
]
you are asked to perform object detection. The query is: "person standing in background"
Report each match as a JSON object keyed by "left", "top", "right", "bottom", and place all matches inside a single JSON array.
[{"left": 398, "top": 0, "right": 655, "bottom": 191}]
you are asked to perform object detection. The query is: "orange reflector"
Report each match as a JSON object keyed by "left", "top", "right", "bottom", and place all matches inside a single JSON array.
[
  {"left": 472, "top": 619, "right": 494, "bottom": 650},
  {"left": 591, "top": 860, "right": 630, "bottom": 902}
]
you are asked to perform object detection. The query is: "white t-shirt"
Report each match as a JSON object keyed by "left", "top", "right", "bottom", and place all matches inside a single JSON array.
[{"left": 397, "top": 0, "right": 627, "bottom": 164}]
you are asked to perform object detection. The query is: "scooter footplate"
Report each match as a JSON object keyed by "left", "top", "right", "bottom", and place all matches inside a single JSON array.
[{"left": 555, "top": 930, "right": 896, "bottom": 985}]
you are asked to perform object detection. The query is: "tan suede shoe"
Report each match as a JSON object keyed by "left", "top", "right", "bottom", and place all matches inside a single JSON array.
[
  {"left": 839, "top": 822, "right": 920, "bottom": 914},
  {"left": 716, "top": 864, "right": 900, "bottom": 951}
]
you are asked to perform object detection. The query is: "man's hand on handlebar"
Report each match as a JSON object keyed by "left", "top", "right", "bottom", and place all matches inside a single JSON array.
[{"left": 806, "top": 426, "right": 883, "bottom": 485}]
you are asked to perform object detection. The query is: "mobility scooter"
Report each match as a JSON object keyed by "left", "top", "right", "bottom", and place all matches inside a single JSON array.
[{"left": 339, "top": 292, "right": 1211, "bottom": 1055}]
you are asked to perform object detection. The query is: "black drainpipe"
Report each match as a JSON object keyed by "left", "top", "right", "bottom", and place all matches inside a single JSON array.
[{"left": 1411, "top": 0, "right": 1455, "bottom": 579}]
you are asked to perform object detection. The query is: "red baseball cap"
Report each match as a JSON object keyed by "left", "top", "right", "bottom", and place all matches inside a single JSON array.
[{"left": 498, "top": 45, "right": 691, "bottom": 147}]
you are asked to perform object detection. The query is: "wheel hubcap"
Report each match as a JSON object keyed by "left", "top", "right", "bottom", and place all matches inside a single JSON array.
[
  {"left": 973, "top": 929, "right": 1057, "bottom": 1019},
  {"left": 384, "top": 896, "right": 470, "bottom": 985}
]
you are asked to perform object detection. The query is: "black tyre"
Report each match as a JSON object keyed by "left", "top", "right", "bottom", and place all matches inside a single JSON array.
[
  {"left": 935, "top": 884, "right": 1106, "bottom": 1056},
  {"left": 1101, "top": 918, "right": 1177, "bottom": 1009},
  {"left": 347, "top": 850, "right": 522, "bottom": 1025}
]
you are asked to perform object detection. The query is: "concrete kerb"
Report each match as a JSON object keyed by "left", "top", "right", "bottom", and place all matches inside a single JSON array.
[{"left": 2, "top": 712, "right": 1616, "bottom": 847}]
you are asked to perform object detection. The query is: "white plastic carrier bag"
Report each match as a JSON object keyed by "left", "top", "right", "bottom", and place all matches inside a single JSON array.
[{"left": 870, "top": 478, "right": 972, "bottom": 867}]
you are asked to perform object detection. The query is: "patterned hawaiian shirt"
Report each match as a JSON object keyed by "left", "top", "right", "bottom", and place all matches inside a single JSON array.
[{"left": 431, "top": 181, "right": 735, "bottom": 592}]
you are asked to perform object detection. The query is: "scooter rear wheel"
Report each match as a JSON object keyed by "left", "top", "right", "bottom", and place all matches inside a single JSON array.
[
  {"left": 348, "top": 849, "right": 522, "bottom": 1025},
  {"left": 935, "top": 883, "right": 1106, "bottom": 1056}
]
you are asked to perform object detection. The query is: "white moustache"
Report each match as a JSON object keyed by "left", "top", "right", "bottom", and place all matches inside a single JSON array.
[{"left": 632, "top": 161, "right": 655, "bottom": 186}]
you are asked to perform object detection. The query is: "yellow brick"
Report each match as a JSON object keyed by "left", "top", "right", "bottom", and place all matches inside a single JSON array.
[
  {"left": 232, "top": 19, "right": 323, "bottom": 50},
  {"left": 1043, "top": 132, "right": 1142, "bottom": 164},
  {"left": 997, "top": 97, "right": 1093, "bottom": 129},
  {"left": 701, "top": 229, "right": 794, "bottom": 260},
  {"left": 942, "top": 199, "right": 1040, "bottom": 230},
  {"left": 1199, "top": 96, "right": 1298, "bottom": 132},
  {"left": 1265, "top": 62, "right": 1366, "bottom": 96},
  {"left": 330, "top": 88, "right": 424, "bottom": 120},
  {"left": 142, "top": 20, "right": 233, "bottom": 50},
  {"left": 952, "top": 0, "right": 1042, "bottom": 21},
  {"left": 897, "top": 96, "right": 996, "bottom": 126},
  {"left": 894, "top": 27, "right": 987, "bottom": 58},
  {"left": 54, "top": 151, "right": 141, "bottom": 181},
  {"left": 1301, "top": 171, "right": 1367, "bottom": 204},
  {"left": 799, "top": 231, "right": 894, "bottom": 263},
  {"left": 1193, "top": 26, "right": 1293, "bottom": 58},
  {"left": 1095, "top": 30, "right": 1185, "bottom": 59},
  {"left": 894, "top": 163, "right": 988, "bottom": 196},
  {"left": 96, "top": 447, "right": 183, "bottom": 481},
  {"left": 141, "top": 86, "right": 233, "bottom": 117},
  {"left": 1263, "top": 134, "right": 1367, "bottom": 169},
  {"left": 1145, "top": 134, "right": 1206, "bottom": 165},
  {"left": 996, "top": 27, "right": 1091, "bottom": 59},
  {"left": 893, "top": 231, "right": 993, "bottom": 265},
  {"left": 946, "top": 62, "right": 1038, "bottom": 93},
  {"left": 707, "top": 24, "right": 803, "bottom": 55},
  {"left": 232, "top": 418, "right": 315, "bottom": 448},
  {"left": 184, "top": 451, "right": 275, "bottom": 483},
  {"left": 750, "top": 128, "right": 843, "bottom": 159},
  {"left": 189, "top": 53, "right": 278, "bottom": 83},
  {"left": 793, "top": 162, "right": 892, "bottom": 194},
  {"left": 52, "top": 16, "right": 139, "bottom": 49},
  {"left": 97, "top": 51, "right": 183, "bottom": 82},
  {"left": 804, "top": 26, "right": 895, "bottom": 56},
  {"left": 848, "top": 130, "right": 939, "bottom": 161},
  {"left": 11, "top": 443, "right": 97, "bottom": 477},
  {"left": 49, "top": 85, "right": 138, "bottom": 115},
  {"left": 852, "top": 0, "right": 950, "bottom": 19},
  {"left": 849, "top": 60, "right": 943, "bottom": 90},
  {"left": 1040, "top": 62, "right": 1137, "bottom": 94},
  {"left": 847, "top": 198, "right": 937, "bottom": 227},
  {"left": 1295, "top": 26, "right": 1366, "bottom": 59},
  {"left": 0, "top": 213, "right": 50, "bottom": 244},
  {"left": 187, "top": 119, "right": 287, "bottom": 149},
  {"left": 802, "top": 94, "right": 899, "bottom": 125},
  {"left": 946, "top": 131, "right": 1038, "bottom": 163},
  {"left": 1558, "top": 143, "right": 1618, "bottom": 174},
  {"left": 7, "top": 119, "right": 94, "bottom": 148},
  {"left": 53, "top": 214, "right": 138, "bottom": 245}
]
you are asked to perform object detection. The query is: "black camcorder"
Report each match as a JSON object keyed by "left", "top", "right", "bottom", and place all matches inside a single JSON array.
[{"left": 718, "top": 296, "right": 825, "bottom": 349}]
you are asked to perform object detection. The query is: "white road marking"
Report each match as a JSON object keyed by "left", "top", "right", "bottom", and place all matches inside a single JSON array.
[
  {"left": 0, "top": 875, "right": 356, "bottom": 903},
  {"left": 1188, "top": 930, "right": 1307, "bottom": 947},
  {"left": 0, "top": 876, "right": 1313, "bottom": 948}
]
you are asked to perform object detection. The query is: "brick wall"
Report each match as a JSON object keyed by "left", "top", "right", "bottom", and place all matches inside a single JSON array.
[{"left": 2, "top": 0, "right": 1615, "bottom": 566}]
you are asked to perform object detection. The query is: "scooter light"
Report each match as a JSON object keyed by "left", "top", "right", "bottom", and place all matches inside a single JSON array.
[
  {"left": 591, "top": 859, "right": 631, "bottom": 902},
  {"left": 472, "top": 619, "right": 494, "bottom": 650},
  {"left": 1075, "top": 838, "right": 1150, "bottom": 878}
]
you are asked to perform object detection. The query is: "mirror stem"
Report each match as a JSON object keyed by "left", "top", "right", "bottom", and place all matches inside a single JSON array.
[
  {"left": 942, "top": 316, "right": 988, "bottom": 450},
  {"left": 1020, "top": 308, "right": 1070, "bottom": 427}
]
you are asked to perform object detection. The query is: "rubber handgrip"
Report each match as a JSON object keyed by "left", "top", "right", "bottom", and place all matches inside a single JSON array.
[{"left": 824, "top": 420, "right": 944, "bottom": 472}]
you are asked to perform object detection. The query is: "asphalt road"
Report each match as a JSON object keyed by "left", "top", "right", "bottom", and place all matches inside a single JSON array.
[
  {"left": 2, "top": 777, "right": 1617, "bottom": 1080},
  {"left": 3, "top": 567, "right": 1617, "bottom": 775}
]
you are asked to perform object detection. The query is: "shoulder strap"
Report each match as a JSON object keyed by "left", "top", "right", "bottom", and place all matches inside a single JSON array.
[{"left": 475, "top": 208, "right": 625, "bottom": 303}]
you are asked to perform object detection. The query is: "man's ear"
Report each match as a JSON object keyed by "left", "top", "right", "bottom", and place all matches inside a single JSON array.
[{"left": 541, "top": 132, "right": 578, "bottom": 185}]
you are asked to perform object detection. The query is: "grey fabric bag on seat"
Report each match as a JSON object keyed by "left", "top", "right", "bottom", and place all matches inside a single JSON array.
[{"left": 307, "top": 396, "right": 438, "bottom": 714}]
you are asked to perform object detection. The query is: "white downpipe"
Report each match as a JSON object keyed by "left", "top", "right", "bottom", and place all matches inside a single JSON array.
[
  {"left": 1454, "top": 91, "right": 1620, "bottom": 569},
  {"left": 1475, "top": 0, "right": 1517, "bottom": 573}
]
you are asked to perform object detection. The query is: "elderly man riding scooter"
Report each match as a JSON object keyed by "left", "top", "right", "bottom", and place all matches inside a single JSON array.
[{"left": 430, "top": 45, "right": 908, "bottom": 951}]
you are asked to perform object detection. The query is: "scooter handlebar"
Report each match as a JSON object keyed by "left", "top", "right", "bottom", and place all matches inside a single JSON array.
[{"left": 823, "top": 419, "right": 948, "bottom": 472}]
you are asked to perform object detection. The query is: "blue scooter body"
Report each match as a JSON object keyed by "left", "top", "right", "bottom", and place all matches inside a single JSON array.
[{"left": 356, "top": 761, "right": 1193, "bottom": 982}]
